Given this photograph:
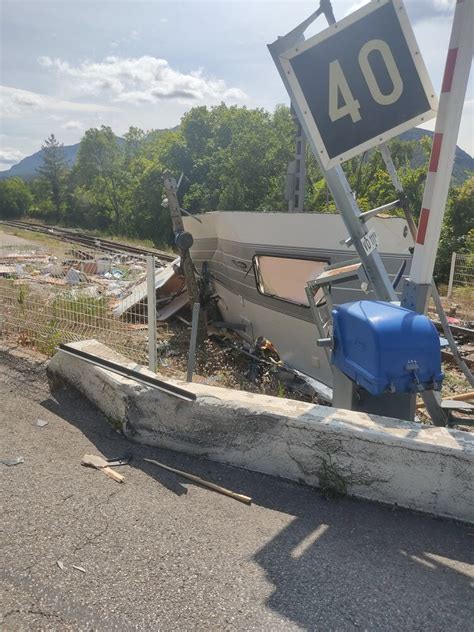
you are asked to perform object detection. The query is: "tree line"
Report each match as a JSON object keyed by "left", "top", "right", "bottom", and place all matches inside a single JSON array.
[{"left": 0, "top": 103, "right": 472, "bottom": 281}]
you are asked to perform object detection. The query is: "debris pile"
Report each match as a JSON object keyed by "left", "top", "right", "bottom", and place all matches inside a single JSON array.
[{"left": 0, "top": 237, "right": 188, "bottom": 324}]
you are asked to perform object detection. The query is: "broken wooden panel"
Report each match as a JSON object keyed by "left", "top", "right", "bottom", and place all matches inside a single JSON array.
[
  {"left": 157, "top": 291, "right": 189, "bottom": 322},
  {"left": 112, "top": 257, "right": 182, "bottom": 318}
]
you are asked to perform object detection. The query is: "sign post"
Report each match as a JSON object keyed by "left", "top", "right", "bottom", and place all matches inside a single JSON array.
[
  {"left": 269, "top": 2, "right": 410, "bottom": 303},
  {"left": 269, "top": 0, "right": 446, "bottom": 424}
]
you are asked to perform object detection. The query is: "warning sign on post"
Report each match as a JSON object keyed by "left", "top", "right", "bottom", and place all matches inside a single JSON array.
[
  {"left": 361, "top": 229, "right": 378, "bottom": 256},
  {"left": 279, "top": 0, "right": 437, "bottom": 169}
]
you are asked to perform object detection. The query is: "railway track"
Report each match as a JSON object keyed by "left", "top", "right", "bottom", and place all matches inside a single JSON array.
[{"left": 0, "top": 220, "right": 176, "bottom": 262}]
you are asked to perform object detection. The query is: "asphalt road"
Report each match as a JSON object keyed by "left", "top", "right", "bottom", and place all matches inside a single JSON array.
[{"left": 1, "top": 346, "right": 473, "bottom": 631}]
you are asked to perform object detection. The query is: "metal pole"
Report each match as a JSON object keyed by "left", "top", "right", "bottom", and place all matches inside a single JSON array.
[
  {"left": 432, "top": 282, "right": 473, "bottom": 387},
  {"left": 187, "top": 302, "right": 200, "bottom": 382},
  {"left": 447, "top": 252, "right": 457, "bottom": 298},
  {"left": 146, "top": 255, "right": 157, "bottom": 372},
  {"left": 402, "top": 0, "right": 473, "bottom": 312}
]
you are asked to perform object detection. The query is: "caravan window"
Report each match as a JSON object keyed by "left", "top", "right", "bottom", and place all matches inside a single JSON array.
[{"left": 254, "top": 255, "right": 327, "bottom": 306}]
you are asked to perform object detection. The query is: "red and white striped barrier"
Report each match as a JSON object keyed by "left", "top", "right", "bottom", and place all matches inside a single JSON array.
[{"left": 410, "top": 0, "right": 473, "bottom": 285}]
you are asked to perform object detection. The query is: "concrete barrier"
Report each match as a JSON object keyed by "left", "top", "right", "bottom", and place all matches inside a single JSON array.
[{"left": 47, "top": 340, "right": 474, "bottom": 523}]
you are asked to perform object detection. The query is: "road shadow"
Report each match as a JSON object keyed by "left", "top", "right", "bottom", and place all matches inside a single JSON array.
[
  {"left": 41, "top": 384, "right": 190, "bottom": 497},
  {"left": 252, "top": 498, "right": 473, "bottom": 629},
  {"left": 41, "top": 381, "right": 473, "bottom": 630}
]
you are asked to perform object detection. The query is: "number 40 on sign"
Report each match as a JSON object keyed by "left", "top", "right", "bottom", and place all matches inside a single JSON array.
[{"left": 279, "top": 0, "right": 438, "bottom": 169}]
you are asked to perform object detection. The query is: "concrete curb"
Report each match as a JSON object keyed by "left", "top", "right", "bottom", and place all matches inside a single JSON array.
[{"left": 47, "top": 340, "right": 474, "bottom": 523}]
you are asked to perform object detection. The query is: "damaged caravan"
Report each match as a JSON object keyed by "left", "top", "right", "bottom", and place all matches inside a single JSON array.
[{"left": 184, "top": 211, "right": 413, "bottom": 392}]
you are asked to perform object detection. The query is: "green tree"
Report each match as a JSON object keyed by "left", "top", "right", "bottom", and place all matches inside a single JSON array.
[
  {"left": 124, "top": 126, "right": 146, "bottom": 165},
  {"left": 26, "top": 105, "right": 471, "bottom": 263},
  {"left": 0, "top": 177, "right": 33, "bottom": 218},
  {"left": 76, "top": 126, "right": 128, "bottom": 231},
  {"left": 36, "top": 134, "right": 68, "bottom": 222},
  {"left": 128, "top": 161, "right": 173, "bottom": 246},
  {"left": 168, "top": 104, "right": 294, "bottom": 212},
  {"left": 436, "top": 176, "right": 474, "bottom": 281}
]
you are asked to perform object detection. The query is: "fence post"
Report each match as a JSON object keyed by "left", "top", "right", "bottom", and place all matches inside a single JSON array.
[
  {"left": 447, "top": 252, "right": 457, "bottom": 298},
  {"left": 146, "top": 256, "right": 157, "bottom": 372},
  {"left": 187, "top": 302, "right": 200, "bottom": 382}
]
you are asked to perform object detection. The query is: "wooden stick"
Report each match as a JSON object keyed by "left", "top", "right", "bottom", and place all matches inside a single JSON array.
[
  {"left": 81, "top": 454, "right": 125, "bottom": 483},
  {"left": 416, "top": 390, "right": 474, "bottom": 409},
  {"left": 143, "top": 458, "right": 251, "bottom": 505},
  {"left": 101, "top": 466, "right": 125, "bottom": 483},
  {"left": 444, "top": 391, "right": 474, "bottom": 402}
]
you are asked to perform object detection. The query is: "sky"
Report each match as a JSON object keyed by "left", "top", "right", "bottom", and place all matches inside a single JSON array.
[{"left": 0, "top": 0, "right": 472, "bottom": 171}]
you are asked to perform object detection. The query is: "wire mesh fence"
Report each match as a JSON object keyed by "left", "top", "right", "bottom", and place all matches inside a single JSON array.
[
  {"left": 0, "top": 223, "right": 180, "bottom": 366},
  {"left": 452, "top": 253, "right": 474, "bottom": 290},
  {"left": 441, "top": 251, "right": 473, "bottom": 325}
]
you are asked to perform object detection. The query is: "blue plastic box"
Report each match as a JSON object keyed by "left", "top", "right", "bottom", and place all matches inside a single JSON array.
[{"left": 332, "top": 301, "right": 443, "bottom": 396}]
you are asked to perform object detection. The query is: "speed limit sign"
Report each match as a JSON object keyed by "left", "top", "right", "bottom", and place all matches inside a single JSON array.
[{"left": 279, "top": 0, "right": 437, "bottom": 169}]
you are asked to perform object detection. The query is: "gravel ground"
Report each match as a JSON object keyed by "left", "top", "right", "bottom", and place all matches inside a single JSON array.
[
  {"left": 0, "top": 345, "right": 473, "bottom": 631},
  {"left": 0, "top": 228, "right": 37, "bottom": 249}
]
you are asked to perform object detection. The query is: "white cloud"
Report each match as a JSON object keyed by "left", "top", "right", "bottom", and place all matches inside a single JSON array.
[
  {"left": 345, "top": 0, "right": 455, "bottom": 20},
  {"left": 0, "top": 85, "right": 117, "bottom": 118},
  {"left": 38, "top": 55, "right": 247, "bottom": 105},
  {"left": 62, "top": 120, "right": 83, "bottom": 130},
  {"left": 432, "top": 0, "right": 455, "bottom": 10},
  {"left": 421, "top": 98, "right": 474, "bottom": 156},
  {"left": 0, "top": 147, "right": 25, "bottom": 164},
  {"left": 344, "top": 0, "right": 369, "bottom": 16}
]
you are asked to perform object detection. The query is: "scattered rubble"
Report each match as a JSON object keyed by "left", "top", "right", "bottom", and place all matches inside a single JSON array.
[
  {"left": 1, "top": 226, "right": 471, "bottom": 419},
  {"left": 0, "top": 456, "right": 24, "bottom": 466},
  {"left": 112, "top": 257, "right": 183, "bottom": 318},
  {"left": 0, "top": 235, "right": 185, "bottom": 331}
]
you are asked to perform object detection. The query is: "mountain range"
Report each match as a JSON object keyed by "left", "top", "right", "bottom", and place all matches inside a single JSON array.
[{"left": 1, "top": 127, "right": 473, "bottom": 184}]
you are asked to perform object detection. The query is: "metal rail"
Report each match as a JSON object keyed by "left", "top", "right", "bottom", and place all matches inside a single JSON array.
[
  {"left": 0, "top": 220, "right": 175, "bottom": 262},
  {"left": 58, "top": 344, "right": 196, "bottom": 402}
]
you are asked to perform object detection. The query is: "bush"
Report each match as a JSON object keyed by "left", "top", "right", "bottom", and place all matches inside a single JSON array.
[{"left": 0, "top": 177, "right": 33, "bottom": 218}]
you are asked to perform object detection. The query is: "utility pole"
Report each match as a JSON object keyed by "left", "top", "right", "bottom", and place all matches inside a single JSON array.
[
  {"left": 287, "top": 107, "right": 307, "bottom": 213},
  {"left": 162, "top": 172, "right": 207, "bottom": 344},
  {"left": 285, "top": 0, "right": 335, "bottom": 214}
]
